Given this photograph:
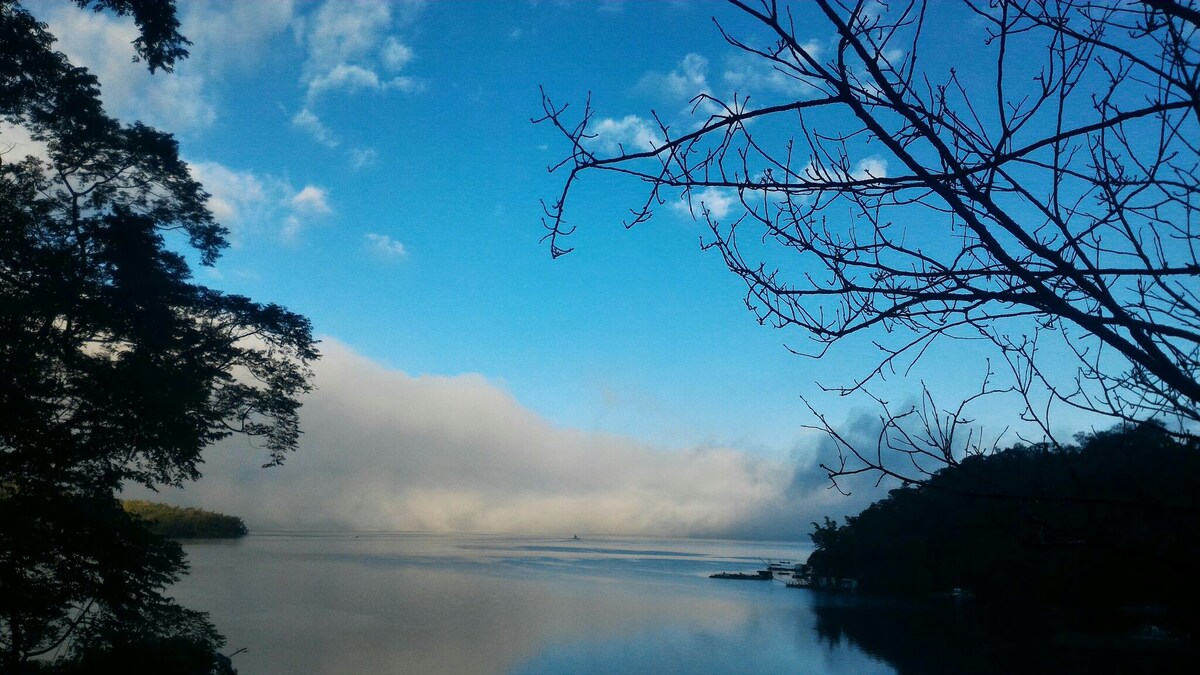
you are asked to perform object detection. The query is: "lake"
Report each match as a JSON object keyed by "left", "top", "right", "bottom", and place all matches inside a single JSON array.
[
  {"left": 173, "top": 532, "right": 889, "bottom": 674},
  {"left": 174, "top": 533, "right": 1190, "bottom": 674}
]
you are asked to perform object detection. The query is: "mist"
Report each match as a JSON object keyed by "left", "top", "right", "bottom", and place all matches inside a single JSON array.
[{"left": 139, "top": 339, "right": 881, "bottom": 540}]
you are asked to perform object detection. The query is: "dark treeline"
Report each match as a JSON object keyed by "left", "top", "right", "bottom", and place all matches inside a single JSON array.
[
  {"left": 806, "top": 422, "right": 1200, "bottom": 613},
  {"left": 122, "top": 501, "right": 247, "bottom": 539}
]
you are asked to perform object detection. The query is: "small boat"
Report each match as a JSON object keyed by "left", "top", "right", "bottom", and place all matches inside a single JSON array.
[{"left": 765, "top": 560, "right": 800, "bottom": 573}]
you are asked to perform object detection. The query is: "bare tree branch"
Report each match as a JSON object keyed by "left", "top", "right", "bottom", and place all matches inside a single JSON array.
[{"left": 537, "top": 0, "right": 1200, "bottom": 484}]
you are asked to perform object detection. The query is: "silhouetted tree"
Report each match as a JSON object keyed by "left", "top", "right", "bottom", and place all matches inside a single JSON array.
[
  {"left": 0, "top": 1, "right": 316, "bottom": 671},
  {"left": 538, "top": 0, "right": 1200, "bottom": 486},
  {"left": 805, "top": 422, "right": 1200, "bottom": 610}
]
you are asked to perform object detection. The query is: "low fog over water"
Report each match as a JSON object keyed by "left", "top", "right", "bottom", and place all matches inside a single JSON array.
[{"left": 146, "top": 340, "right": 887, "bottom": 540}]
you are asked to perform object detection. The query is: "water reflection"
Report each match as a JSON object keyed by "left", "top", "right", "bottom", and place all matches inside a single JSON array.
[
  {"left": 174, "top": 533, "right": 894, "bottom": 674},
  {"left": 811, "top": 593, "right": 1195, "bottom": 675},
  {"left": 173, "top": 533, "right": 1194, "bottom": 674}
]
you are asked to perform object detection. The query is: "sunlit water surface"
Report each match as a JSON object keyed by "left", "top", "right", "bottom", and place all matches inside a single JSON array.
[{"left": 173, "top": 532, "right": 888, "bottom": 674}]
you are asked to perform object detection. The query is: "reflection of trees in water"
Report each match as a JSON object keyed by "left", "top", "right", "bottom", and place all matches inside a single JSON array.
[{"left": 811, "top": 594, "right": 1195, "bottom": 675}]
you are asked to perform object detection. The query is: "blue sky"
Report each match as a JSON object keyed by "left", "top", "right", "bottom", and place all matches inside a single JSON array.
[
  {"left": 11, "top": 0, "right": 1111, "bottom": 537},
  {"left": 47, "top": 0, "right": 831, "bottom": 451}
]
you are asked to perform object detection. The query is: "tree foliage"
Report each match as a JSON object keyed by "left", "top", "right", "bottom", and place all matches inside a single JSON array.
[
  {"left": 805, "top": 422, "right": 1200, "bottom": 610},
  {"left": 0, "top": 0, "right": 317, "bottom": 670},
  {"left": 121, "top": 501, "right": 247, "bottom": 539},
  {"left": 538, "top": 0, "right": 1200, "bottom": 484}
]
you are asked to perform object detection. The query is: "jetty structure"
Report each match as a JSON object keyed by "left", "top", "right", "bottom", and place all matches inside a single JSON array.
[{"left": 710, "top": 560, "right": 802, "bottom": 582}]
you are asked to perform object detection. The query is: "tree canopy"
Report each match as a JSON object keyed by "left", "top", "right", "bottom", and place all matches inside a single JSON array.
[
  {"left": 1, "top": 0, "right": 317, "bottom": 670},
  {"left": 805, "top": 422, "right": 1200, "bottom": 612},
  {"left": 121, "top": 501, "right": 247, "bottom": 539}
]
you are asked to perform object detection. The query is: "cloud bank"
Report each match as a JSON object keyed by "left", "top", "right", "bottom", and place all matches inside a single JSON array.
[{"left": 147, "top": 339, "right": 877, "bottom": 540}]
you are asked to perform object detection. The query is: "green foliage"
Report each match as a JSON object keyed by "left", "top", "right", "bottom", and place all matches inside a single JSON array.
[
  {"left": 121, "top": 501, "right": 247, "bottom": 539},
  {"left": 0, "top": 0, "right": 315, "bottom": 670},
  {"left": 806, "top": 422, "right": 1200, "bottom": 608}
]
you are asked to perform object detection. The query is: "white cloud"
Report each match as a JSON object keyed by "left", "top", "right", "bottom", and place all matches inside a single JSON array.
[
  {"left": 24, "top": 0, "right": 304, "bottom": 141},
  {"left": 381, "top": 37, "right": 414, "bottom": 70},
  {"left": 280, "top": 215, "right": 305, "bottom": 242},
  {"left": 141, "top": 339, "right": 850, "bottom": 539},
  {"left": 299, "top": 0, "right": 421, "bottom": 102},
  {"left": 308, "top": 63, "right": 385, "bottom": 96},
  {"left": 182, "top": 0, "right": 297, "bottom": 74},
  {"left": 130, "top": 71, "right": 215, "bottom": 131},
  {"left": 590, "top": 115, "right": 661, "bottom": 153},
  {"left": 383, "top": 75, "right": 421, "bottom": 92},
  {"left": 365, "top": 233, "right": 406, "bottom": 258},
  {"left": 638, "top": 53, "right": 711, "bottom": 102},
  {"left": 852, "top": 156, "right": 888, "bottom": 180},
  {"left": 673, "top": 187, "right": 736, "bottom": 220},
  {"left": 188, "top": 161, "right": 332, "bottom": 243},
  {"left": 189, "top": 162, "right": 268, "bottom": 226},
  {"left": 302, "top": 0, "right": 390, "bottom": 76},
  {"left": 292, "top": 108, "right": 340, "bottom": 148},
  {"left": 41, "top": 4, "right": 215, "bottom": 133},
  {"left": 349, "top": 147, "right": 378, "bottom": 169},
  {"left": 637, "top": 53, "right": 724, "bottom": 120},
  {"left": 291, "top": 185, "right": 333, "bottom": 216},
  {"left": 0, "top": 122, "right": 50, "bottom": 163},
  {"left": 722, "top": 43, "right": 823, "bottom": 99},
  {"left": 795, "top": 156, "right": 889, "bottom": 186},
  {"left": 290, "top": 1, "right": 421, "bottom": 162}
]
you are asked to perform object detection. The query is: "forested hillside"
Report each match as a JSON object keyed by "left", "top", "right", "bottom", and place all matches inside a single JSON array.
[
  {"left": 806, "top": 423, "right": 1199, "bottom": 610},
  {"left": 122, "top": 501, "right": 248, "bottom": 539}
]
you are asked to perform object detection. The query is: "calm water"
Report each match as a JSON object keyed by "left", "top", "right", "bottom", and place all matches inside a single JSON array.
[
  {"left": 173, "top": 532, "right": 889, "bottom": 674},
  {"left": 174, "top": 533, "right": 1191, "bottom": 674}
]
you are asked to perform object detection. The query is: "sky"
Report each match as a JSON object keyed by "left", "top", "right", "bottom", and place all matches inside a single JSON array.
[{"left": 11, "top": 0, "right": 1109, "bottom": 538}]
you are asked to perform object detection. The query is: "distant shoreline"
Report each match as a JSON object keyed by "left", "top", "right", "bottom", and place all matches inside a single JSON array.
[{"left": 122, "top": 500, "right": 248, "bottom": 539}]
